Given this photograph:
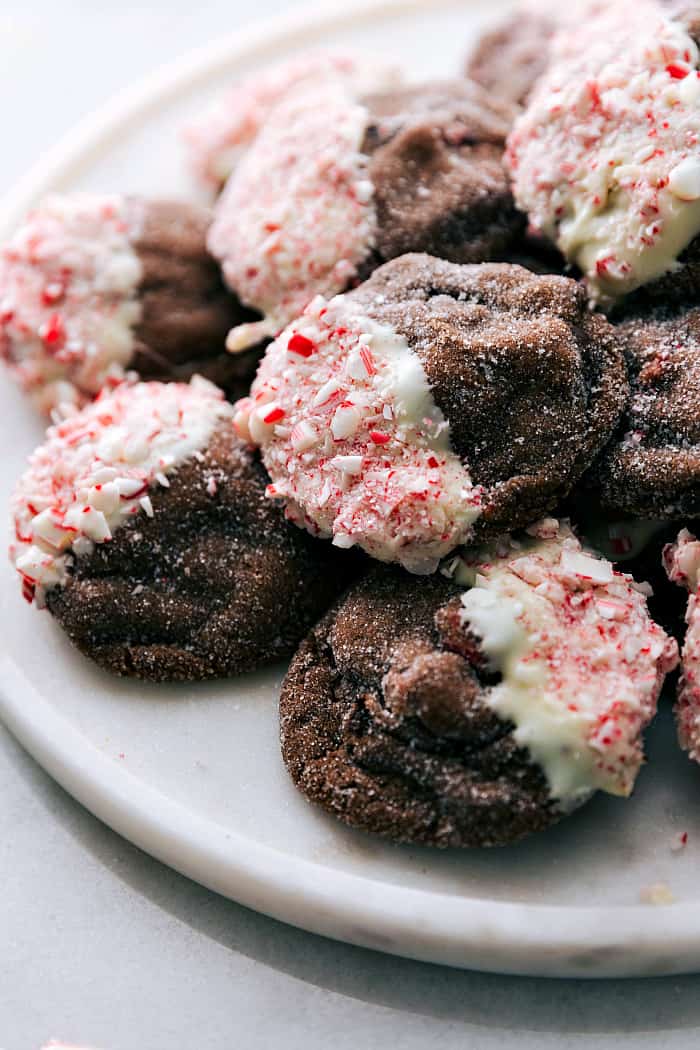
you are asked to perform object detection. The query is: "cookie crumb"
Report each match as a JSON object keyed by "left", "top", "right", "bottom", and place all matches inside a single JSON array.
[{"left": 640, "top": 881, "right": 675, "bottom": 905}]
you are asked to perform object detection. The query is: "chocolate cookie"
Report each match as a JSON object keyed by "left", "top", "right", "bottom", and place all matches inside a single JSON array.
[
  {"left": 506, "top": 0, "right": 700, "bottom": 307},
  {"left": 235, "top": 254, "right": 626, "bottom": 573},
  {"left": 360, "top": 81, "right": 523, "bottom": 266},
  {"left": 10, "top": 379, "right": 349, "bottom": 681},
  {"left": 593, "top": 305, "right": 700, "bottom": 519},
  {"left": 465, "top": 10, "right": 556, "bottom": 106},
  {"left": 208, "top": 78, "right": 523, "bottom": 351},
  {"left": 0, "top": 194, "right": 259, "bottom": 415},
  {"left": 281, "top": 522, "right": 676, "bottom": 847}
]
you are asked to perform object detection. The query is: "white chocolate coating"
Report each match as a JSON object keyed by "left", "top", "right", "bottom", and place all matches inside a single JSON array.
[
  {"left": 0, "top": 194, "right": 144, "bottom": 414},
  {"left": 208, "top": 79, "right": 379, "bottom": 350},
  {"left": 451, "top": 520, "right": 677, "bottom": 808},
  {"left": 234, "top": 294, "right": 482, "bottom": 573},
  {"left": 10, "top": 377, "right": 232, "bottom": 605},
  {"left": 506, "top": 0, "right": 700, "bottom": 303},
  {"left": 664, "top": 528, "right": 700, "bottom": 761},
  {"left": 185, "top": 51, "right": 400, "bottom": 188}
]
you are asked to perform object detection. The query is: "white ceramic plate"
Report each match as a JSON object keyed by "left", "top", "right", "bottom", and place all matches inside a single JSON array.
[{"left": 2, "top": 0, "right": 700, "bottom": 979}]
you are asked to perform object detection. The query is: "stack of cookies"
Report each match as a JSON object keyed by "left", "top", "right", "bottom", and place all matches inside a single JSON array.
[{"left": 6, "top": 1, "right": 700, "bottom": 848}]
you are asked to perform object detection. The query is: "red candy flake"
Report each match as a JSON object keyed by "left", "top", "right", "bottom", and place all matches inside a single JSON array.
[
  {"left": 21, "top": 577, "right": 35, "bottom": 604},
  {"left": 287, "top": 333, "right": 315, "bottom": 357},
  {"left": 359, "top": 347, "right": 376, "bottom": 376},
  {"left": 41, "top": 280, "right": 66, "bottom": 305},
  {"left": 427, "top": 456, "right": 440, "bottom": 469},
  {"left": 369, "top": 430, "right": 390, "bottom": 445},
  {"left": 666, "top": 63, "right": 690, "bottom": 79},
  {"left": 263, "top": 406, "right": 285, "bottom": 424},
  {"left": 39, "top": 313, "right": 65, "bottom": 349}
]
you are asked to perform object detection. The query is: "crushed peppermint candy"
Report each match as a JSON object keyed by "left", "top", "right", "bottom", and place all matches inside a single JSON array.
[
  {"left": 664, "top": 529, "right": 700, "bottom": 762},
  {"left": 671, "top": 830, "right": 689, "bottom": 852},
  {"left": 209, "top": 79, "right": 380, "bottom": 351},
  {"left": 234, "top": 293, "right": 482, "bottom": 573},
  {"left": 448, "top": 520, "right": 678, "bottom": 807},
  {"left": 506, "top": 0, "right": 700, "bottom": 303},
  {"left": 0, "top": 194, "right": 144, "bottom": 414},
  {"left": 10, "top": 377, "right": 232, "bottom": 605},
  {"left": 185, "top": 50, "right": 401, "bottom": 188}
]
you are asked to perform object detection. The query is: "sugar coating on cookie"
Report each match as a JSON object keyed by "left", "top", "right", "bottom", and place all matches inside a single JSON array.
[
  {"left": 185, "top": 51, "right": 400, "bottom": 189},
  {"left": 447, "top": 520, "right": 678, "bottom": 807},
  {"left": 209, "top": 79, "right": 379, "bottom": 351},
  {"left": 506, "top": 0, "right": 700, "bottom": 303},
  {"left": 0, "top": 194, "right": 144, "bottom": 414},
  {"left": 234, "top": 292, "right": 482, "bottom": 573},
  {"left": 11, "top": 377, "right": 232, "bottom": 603},
  {"left": 664, "top": 528, "right": 700, "bottom": 760}
]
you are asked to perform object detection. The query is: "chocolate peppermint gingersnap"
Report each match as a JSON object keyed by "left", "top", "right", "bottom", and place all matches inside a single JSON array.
[
  {"left": 185, "top": 51, "right": 402, "bottom": 191},
  {"left": 0, "top": 194, "right": 258, "bottom": 415},
  {"left": 235, "top": 254, "right": 626, "bottom": 573},
  {"left": 506, "top": 0, "right": 700, "bottom": 308},
  {"left": 208, "top": 78, "right": 522, "bottom": 351},
  {"left": 10, "top": 379, "right": 349, "bottom": 681},
  {"left": 280, "top": 521, "right": 677, "bottom": 847}
]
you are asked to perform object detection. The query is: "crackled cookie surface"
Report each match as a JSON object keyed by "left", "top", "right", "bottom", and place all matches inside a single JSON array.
[
  {"left": 235, "top": 255, "right": 625, "bottom": 572},
  {"left": 506, "top": 0, "right": 700, "bottom": 304},
  {"left": 209, "top": 80, "right": 521, "bottom": 350},
  {"left": 594, "top": 304, "right": 700, "bottom": 518},
  {"left": 281, "top": 521, "right": 676, "bottom": 847},
  {"left": 185, "top": 51, "right": 401, "bottom": 190},
  {"left": 10, "top": 379, "right": 347, "bottom": 680},
  {"left": 0, "top": 195, "right": 254, "bottom": 414}
]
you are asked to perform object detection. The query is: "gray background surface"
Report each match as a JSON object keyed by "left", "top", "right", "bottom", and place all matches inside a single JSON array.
[{"left": 2, "top": 2, "right": 700, "bottom": 1047}]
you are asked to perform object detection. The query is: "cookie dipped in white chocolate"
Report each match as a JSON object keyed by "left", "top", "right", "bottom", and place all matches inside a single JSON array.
[
  {"left": 0, "top": 195, "right": 143, "bottom": 415},
  {"left": 185, "top": 51, "right": 401, "bottom": 190},
  {"left": 449, "top": 519, "right": 678, "bottom": 809},
  {"left": 506, "top": 0, "right": 700, "bottom": 304},
  {"left": 10, "top": 377, "right": 233, "bottom": 605},
  {"left": 209, "top": 77, "right": 381, "bottom": 352},
  {"left": 234, "top": 292, "right": 482, "bottom": 573}
]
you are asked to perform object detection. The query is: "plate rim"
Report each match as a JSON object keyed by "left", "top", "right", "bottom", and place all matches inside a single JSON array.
[{"left": 0, "top": 0, "right": 696, "bottom": 979}]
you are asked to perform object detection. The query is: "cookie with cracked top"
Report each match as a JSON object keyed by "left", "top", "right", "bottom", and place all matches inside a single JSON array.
[
  {"left": 237, "top": 254, "right": 626, "bottom": 573},
  {"left": 280, "top": 523, "right": 676, "bottom": 847},
  {"left": 208, "top": 78, "right": 524, "bottom": 350},
  {"left": 10, "top": 379, "right": 351, "bottom": 681}
]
